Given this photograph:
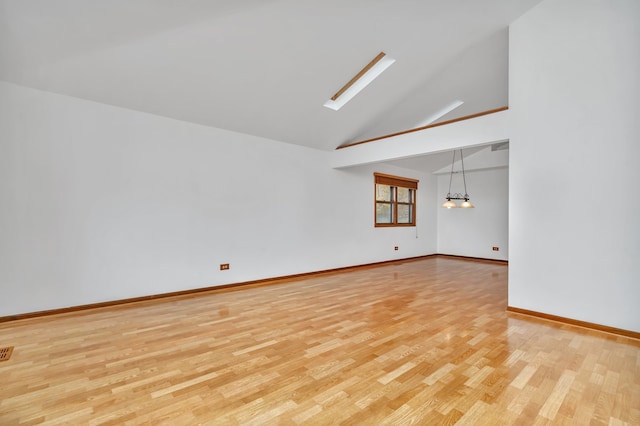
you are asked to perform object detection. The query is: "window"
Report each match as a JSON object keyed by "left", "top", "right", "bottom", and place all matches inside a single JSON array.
[{"left": 374, "top": 173, "right": 418, "bottom": 227}]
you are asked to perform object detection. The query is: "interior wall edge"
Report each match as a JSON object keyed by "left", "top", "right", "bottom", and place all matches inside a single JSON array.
[
  {"left": 507, "top": 306, "right": 640, "bottom": 341},
  {"left": 0, "top": 254, "right": 509, "bottom": 323}
]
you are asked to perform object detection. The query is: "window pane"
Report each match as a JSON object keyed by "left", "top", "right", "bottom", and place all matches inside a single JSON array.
[
  {"left": 397, "top": 187, "right": 412, "bottom": 203},
  {"left": 397, "top": 204, "right": 412, "bottom": 224},
  {"left": 376, "top": 202, "right": 392, "bottom": 223},
  {"left": 375, "top": 184, "right": 392, "bottom": 201}
]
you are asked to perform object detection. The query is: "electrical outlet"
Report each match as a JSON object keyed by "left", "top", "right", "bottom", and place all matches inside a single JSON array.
[
  {"left": 492, "top": 247, "right": 499, "bottom": 251},
  {"left": 220, "top": 263, "right": 230, "bottom": 270},
  {"left": 394, "top": 246, "right": 399, "bottom": 251}
]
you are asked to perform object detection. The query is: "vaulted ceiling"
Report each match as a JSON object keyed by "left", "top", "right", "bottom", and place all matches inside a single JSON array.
[{"left": 0, "top": 0, "right": 541, "bottom": 151}]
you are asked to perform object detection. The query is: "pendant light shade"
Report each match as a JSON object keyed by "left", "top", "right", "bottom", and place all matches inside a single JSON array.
[{"left": 442, "top": 149, "right": 474, "bottom": 209}]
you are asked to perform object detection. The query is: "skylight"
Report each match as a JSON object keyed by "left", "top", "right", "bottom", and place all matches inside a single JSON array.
[
  {"left": 414, "top": 100, "right": 464, "bottom": 128},
  {"left": 323, "top": 52, "right": 396, "bottom": 111}
]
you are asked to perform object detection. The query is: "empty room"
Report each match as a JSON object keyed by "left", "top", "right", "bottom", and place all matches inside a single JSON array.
[{"left": 1, "top": 0, "right": 638, "bottom": 424}]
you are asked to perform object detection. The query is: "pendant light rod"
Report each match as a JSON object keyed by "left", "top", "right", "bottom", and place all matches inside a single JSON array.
[
  {"left": 461, "top": 149, "right": 468, "bottom": 197},
  {"left": 447, "top": 150, "right": 456, "bottom": 196}
]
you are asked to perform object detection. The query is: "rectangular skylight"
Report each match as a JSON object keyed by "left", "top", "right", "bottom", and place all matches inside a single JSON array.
[
  {"left": 323, "top": 52, "right": 396, "bottom": 111},
  {"left": 414, "top": 100, "right": 465, "bottom": 128}
]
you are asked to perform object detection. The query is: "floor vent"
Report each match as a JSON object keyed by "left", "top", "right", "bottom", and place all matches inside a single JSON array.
[{"left": 0, "top": 346, "right": 14, "bottom": 362}]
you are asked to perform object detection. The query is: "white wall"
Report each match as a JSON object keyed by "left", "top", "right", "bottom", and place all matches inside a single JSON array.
[
  {"left": 437, "top": 167, "right": 508, "bottom": 261},
  {"left": 0, "top": 81, "right": 437, "bottom": 317},
  {"left": 509, "top": 0, "right": 640, "bottom": 331}
]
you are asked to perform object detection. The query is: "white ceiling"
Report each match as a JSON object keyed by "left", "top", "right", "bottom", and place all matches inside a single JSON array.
[{"left": 0, "top": 0, "right": 541, "bottom": 151}]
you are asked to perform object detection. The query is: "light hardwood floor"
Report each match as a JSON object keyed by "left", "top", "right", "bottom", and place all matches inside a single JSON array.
[{"left": 0, "top": 257, "right": 638, "bottom": 425}]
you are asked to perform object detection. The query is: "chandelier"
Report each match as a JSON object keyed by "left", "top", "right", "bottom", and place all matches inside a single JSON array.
[{"left": 442, "top": 149, "right": 474, "bottom": 209}]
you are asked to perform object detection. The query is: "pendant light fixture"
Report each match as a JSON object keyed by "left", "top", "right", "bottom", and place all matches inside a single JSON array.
[{"left": 442, "top": 149, "right": 474, "bottom": 209}]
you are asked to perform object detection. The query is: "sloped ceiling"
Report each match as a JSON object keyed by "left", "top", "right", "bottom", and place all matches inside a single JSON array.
[{"left": 0, "top": 0, "right": 541, "bottom": 151}]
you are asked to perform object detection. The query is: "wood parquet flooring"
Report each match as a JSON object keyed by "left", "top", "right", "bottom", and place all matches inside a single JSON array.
[{"left": 0, "top": 257, "right": 638, "bottom": 425}]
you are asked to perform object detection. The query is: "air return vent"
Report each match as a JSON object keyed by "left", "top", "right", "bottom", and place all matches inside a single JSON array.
[
  {"left": 491, "top": 141, "right": 509, "bottom": 151},
  {"left": 0, "top": 346, "right": 14, "bottom": 362}
]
